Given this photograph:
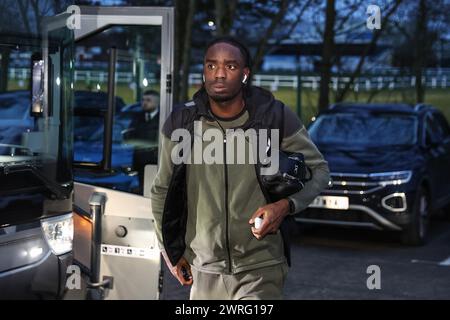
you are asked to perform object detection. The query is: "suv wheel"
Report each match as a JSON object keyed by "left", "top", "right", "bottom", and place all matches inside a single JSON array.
[{"left": 401, "top": 187, "right": 429, "bottom": 245}]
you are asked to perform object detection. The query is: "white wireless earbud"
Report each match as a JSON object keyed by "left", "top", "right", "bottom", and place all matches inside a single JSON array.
[
  {"left": 202, "top": 74, "right": 206, "bottom": 83},
  {"left": 242, "top": 74, "right": 248, "bottom": 84}
]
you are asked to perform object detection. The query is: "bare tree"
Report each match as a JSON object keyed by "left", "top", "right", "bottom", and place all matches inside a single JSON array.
[
  {"left": 52, "top": 0, "right": 64, "bottom": 14},
  {"left": 17, "top": 0, "right": 33, "bottom": 34},
  {"left": 250, "top": 0, "right": 315, "bottom": 80},
  {"left": 318, "top": 0, "right": 335, "bottom": 113},
  {"left": 250, "top": 0, "right": 289, "bottom": 74},
  {"left": 413, "top": 0, "right": 428, "bottom": 103},
  {"left": 17, "top": 0, "right": 62, "bottom": 34},
  {"left": 0, "top": 0, "right": 74, "bottom": 92},
  {"left": 0, "top": 1, "right": 16, "bottom": 92},
  {"left": 0, "top": 46, "right": 11, "bottom": 92},
  {"left": 30, "top": 0, "right": 42, "bottom": 32},
  {"left": 335, "top": 0, "right": 403, "bottom": 103},
  {"left": 179, "top": 0, "right": 196, "bottom": 102},
  {"left": 214, "top": 0, "right": 238, "bottom": 36},
  {"left": 173, "top": 0, "right": 197, "bottom": 103},
  {"left": 212, "top": 0, "right": 314, "bottom": 77}
]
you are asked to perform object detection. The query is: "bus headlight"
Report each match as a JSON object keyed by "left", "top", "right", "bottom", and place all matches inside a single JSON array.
[{"left": 41, "top": 213, "right": 73, "bottom": 255}]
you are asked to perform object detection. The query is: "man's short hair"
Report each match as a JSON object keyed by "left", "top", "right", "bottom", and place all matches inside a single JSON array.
[
  {"left": 143, "top": 89, "right": 159, "bottom": 97},
  {"left": 204, "top": 36, "right": 252, "bottom": 71}
]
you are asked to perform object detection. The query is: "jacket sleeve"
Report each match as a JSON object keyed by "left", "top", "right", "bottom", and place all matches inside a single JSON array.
[
  {"left": 281, "top": 107, "right": 331, "bottom": 213},
  {"left": 150, "top": 133, "right": 177, "bottom": 249}
]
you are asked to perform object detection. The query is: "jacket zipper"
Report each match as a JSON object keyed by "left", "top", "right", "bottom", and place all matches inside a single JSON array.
[
  {"left": 223, "top": 133, "right": 232, "bottom": 273},
  {"left": 213, "top": 118, "right": 233, "bottom": 273},
  {"left": 254, "top": 130, "right": 272, "bottom": 203}
]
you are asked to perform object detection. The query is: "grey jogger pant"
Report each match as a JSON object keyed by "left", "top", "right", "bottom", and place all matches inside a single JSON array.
[{"left": 189, "top": 262, "right": 289, "bottom": 300}]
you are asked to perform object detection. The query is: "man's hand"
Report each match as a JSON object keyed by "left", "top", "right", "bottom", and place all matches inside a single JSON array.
[
  {"left": 249, "top": 199, "right": 290, "bottom": 240},
  {"left": 161, "top": 251, "right": 193, "bottom": 286}
]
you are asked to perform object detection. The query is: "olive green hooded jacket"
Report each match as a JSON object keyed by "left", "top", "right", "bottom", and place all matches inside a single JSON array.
[{"left": 150, "top": 86, "right": 330, "bottom": 274}]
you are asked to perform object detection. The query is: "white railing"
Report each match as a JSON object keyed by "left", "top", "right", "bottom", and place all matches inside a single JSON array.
[
  {"left": 8, "top": 68, "right": 450, "bottom": 91},
  {"left": 188, "top": 73, "right": 450, "bottom": 91}
]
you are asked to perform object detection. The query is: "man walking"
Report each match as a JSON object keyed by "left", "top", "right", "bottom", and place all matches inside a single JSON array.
[{"left": 151, "top": 37, "right": 330, "bottom": 299}]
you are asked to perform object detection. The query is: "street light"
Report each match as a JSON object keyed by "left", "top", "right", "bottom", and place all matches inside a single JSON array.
[{"left": 207, "top": 20, "right": 216, "bottom": 31}]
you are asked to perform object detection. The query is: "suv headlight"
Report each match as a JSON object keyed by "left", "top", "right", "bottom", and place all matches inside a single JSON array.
[
  {"left": 369, "top": 170, "right": 412, "bottom": 186},
  {"left": 41, "top": 213, "right": 73, "bottom": 255}
]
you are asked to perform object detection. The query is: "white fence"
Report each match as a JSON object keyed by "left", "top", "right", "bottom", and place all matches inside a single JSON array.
[
  {"left": 9, "top": 68, "right": 450, "bottom": 91},
  {"left": 189, "top": 73, "right": 450, "bottom": 91},
  {"left": 8, "top": 69, "right": 143, "bottom": 86}
]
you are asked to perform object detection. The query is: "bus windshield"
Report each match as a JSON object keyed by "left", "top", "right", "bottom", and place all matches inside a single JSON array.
[{"left": 0, "top": 1, "right": 74, "bottom": 216}]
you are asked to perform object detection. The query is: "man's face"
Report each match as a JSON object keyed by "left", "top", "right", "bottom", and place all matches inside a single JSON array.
[
  {"left": 142, "top": 94, "right": 159, "bottom": 112},
  {"left": 203, "top": 42, "right": 249, "bottom": 102}
]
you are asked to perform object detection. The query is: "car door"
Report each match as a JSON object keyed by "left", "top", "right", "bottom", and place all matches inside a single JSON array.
[
  {"left": 430, "top": 112, "right": 450, "bottom": 207},
  {"left": 71, "top": 6, "right": 174, "bottom": 300},
  {"left": 423, "top": 112, "right": 449, "bottom": 209}
]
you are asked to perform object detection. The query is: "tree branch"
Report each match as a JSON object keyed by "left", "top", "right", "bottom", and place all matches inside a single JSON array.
[
  {"left": 333, "top": 0, "right": 365, "bottom": 34},
  {"left": 272, "top": 0, "right": 314, "bottom": 47},
  {"left": 30, "top": 0, "right": 42, "bottom": 34},
  {"left": 335, "top": 0, "right": 403, "bottom": 102},
  {"left": 251, "top": 0, "right": 289, "bottom": 74},
  {"left": 179, "top": 0, "right": 196, "bottom": 101},
  {"left": 215, "top": 0, "right": 237, "bottom": 36},
  {"left": 391, "top": 19, "right": 413, "bottom": 41},
  {"left": 17, "top": 0, "right": 32, "bottom": 34}
]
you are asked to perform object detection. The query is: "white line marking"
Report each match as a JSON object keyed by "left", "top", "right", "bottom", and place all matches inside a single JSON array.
[
  {"left": 411, "top": 259, "right": 437, "bottom": 265},
  {"left": 439, "top": 256, "right": 450, "bottom": 266},
  {"left": 411, "top": 256, "right": 450, "bottom": 267}
]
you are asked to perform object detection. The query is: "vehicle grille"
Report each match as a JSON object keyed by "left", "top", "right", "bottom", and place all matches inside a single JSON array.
[
  {"left": 326, "top": 173, "right": 383, "bottom": 194},
  {"left": 299, "top": 208, "right": 376, "bottom": 224}
]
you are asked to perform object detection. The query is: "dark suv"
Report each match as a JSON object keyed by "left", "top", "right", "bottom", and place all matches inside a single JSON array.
[{"left": 298, "top": 103, "right": 450, "bottom": 245}]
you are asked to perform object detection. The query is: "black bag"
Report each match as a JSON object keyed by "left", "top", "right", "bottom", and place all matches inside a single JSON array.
[
  {"left": 261, "top": 151, "right": 312, "bottom": 202},
  {"left": 260, "top": 151, "right": 312, "bottom": 267}
]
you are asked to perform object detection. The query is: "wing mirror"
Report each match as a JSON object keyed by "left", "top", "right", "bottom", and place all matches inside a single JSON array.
[{"left": 30, "top": 53, "right": 45, "bottom": 117}]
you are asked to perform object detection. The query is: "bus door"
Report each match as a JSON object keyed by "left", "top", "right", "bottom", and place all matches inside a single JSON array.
[{"left": 71, "top": 6, "right": 174, "bottom": 300}]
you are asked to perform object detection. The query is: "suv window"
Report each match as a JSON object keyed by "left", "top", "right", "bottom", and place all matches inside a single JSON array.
[
  {"left": 309, "top": 112, "right": 418, "bottom": 147},
  {"left": 424, "top": 114, "right": 443, "bottom": 145},
  {"left": 432, "top": 112, "right": 450, "bottom": 140}
]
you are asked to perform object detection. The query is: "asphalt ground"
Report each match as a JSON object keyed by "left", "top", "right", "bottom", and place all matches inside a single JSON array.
[{"left": 161, "top": 216, "right": 450, "bottom": 300}]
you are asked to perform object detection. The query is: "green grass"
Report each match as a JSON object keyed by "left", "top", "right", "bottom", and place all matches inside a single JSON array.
[
  {"left": 8, "top": 79, "right": 449, "bottom": 126},
  {"left": 193, "top": 86, "right": 450, "bottom": 126},
  {"left": 266, "top": 87, "right": 450, "bottom": 126}
]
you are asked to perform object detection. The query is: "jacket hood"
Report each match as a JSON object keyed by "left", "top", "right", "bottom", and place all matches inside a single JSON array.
[
  {"left": 162, "top": 85, "right": 283, "bottom": 140},
  {"left": 192, "top": 86, "right": 278, "bottom": 122}
]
